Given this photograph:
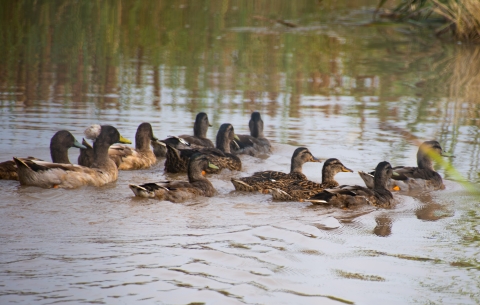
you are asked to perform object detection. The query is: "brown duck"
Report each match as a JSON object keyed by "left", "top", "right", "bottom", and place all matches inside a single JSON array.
[
  {"left": 152, "top": 112, "right": 214, "bottom": 158},
  {"left": 79, "top": 122, "right": 163, "bottom": 170},
  {"left": 129, "top": 153, "right": 218, "bottom": 202},
  {"left": 269, "top": 158, "right": 353, "bottom": 201},
  {"left": 0, "top": 130, "right": 86, "bottom": 180},
  {"left": 358, "top": 140, "right": 453, "bottom": 193},
  {"left": 231, "top": 112, "right": 271, "bottom": 156},
  {"left": 230, "top": 147, "right": 321, "bottom": 192},
  {"left": 164, "top": 123, "right": 241, "bottom": 174},
  {"left": 304, "top": 161, "right": 397, "bottom": 209},
  {"left": 14, "top": 125, "right": 131, "bottom": 189}
]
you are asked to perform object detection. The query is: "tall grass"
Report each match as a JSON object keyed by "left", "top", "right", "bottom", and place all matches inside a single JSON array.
[{"left": 378, "top": 0, "right": 480, "bottom": 43}]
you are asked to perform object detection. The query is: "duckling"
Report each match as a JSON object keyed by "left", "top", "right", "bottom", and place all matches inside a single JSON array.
[
  {"left": 0, "top": 130, "right": 86, "bottom": 181},
  {"left": 129, "top": 153, "right": 218, "bottom": 202},
  {"left": 79, "top": 122, "right": 163, "bottom": 170},
  {"left": 14, "top": 125, "right": 131, "bottom": 189},
  {"left": 230, "top": 147, "right": 321, "bottom": 192},
  {"left": 304, "top": 161, "right": 396, "bottom": 209},
  {"left": 152, "top": 112, "right": 214, "bottom": 158},
  {"left": 269, "top": 158, "right": 353, "bottom": 201},
  {"left": 164, "top": 123, "right": 241, "bottom": 174},
  {"left": 231, "top": 112, "right": 271, "bottom": 156},
  {"left": 358, "top": 141, "right": 452, "bottom": 193}
]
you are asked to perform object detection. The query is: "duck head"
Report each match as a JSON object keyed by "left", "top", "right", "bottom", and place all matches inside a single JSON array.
[
  {"left": 194, "top": 112, "right": 212, "bottom": 138},
  {"left": 216, "top": 123, "right": 239, "bottom": 153},
  {"left": 249, "top": 112, "right": 265, "bottom": 138}
]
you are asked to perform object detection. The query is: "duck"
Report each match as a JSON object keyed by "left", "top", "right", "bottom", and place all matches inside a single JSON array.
[
  {"left": 152, "top": 112, "right": 214, "bottom": 158},
  {"left": 304, "top": 161, "right": 397, "bottom": 209},
  {"left": 0, "top": 130, "right": 86, "bottom": 181},
  {"left": 358, "top": 141, "right": 452, "bottom": 193},
  {"left": 78, "top": 122, "right": 163, "bottom": 170},
  {"left": 231, "top": 112, "right": 271, "bottom": 156},
  {"left": 164, "top": 123, "right": 242, "bottom": 174},
  {"left": 269, "top": 158, "right": 353, "bottom": 201},
  {"left": 230, "top": 147, "right": 321, "bottom": 192},
  {"left": 129, "top": 153, "right": 218, "bottom": 202},
  {"left": 14, "top": 125, "right": 131, "bottom": 189}
]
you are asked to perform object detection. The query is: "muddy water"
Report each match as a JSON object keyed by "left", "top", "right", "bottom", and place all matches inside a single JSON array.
[{"left": 1, "top": 1, "right": 480, "bottom": 304}]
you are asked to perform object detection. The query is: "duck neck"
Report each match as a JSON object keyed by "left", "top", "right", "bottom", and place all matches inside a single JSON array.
[
  {"left": 417, "top": 153, "right": 434, "bottom": 171},
  {"left": 321, "top": 167, "right": 339, "bottom": 186},
  {"left": 194, "top": 122, "right": 207, "bottom": 138},
  {"left": 188, "top": 166, "right": 208, "bottom": 183},
  {"left": 216, "top": 135, "right": 231, "bottom": 153},
  {"left": 135, "top": 132, "right": 151, "bottom": 152},
  {"left": 50, "top": 143, "right": 70, "bottom": 164},
  {"left": 290, "top": 157, "right": 303, "bottom": 174},
  {"left": 249, "top": 120, "right": 264, "bottom": 138},
  {"left": 373, "top": 173, "right": 388, "bottom": 191},
  {"left": 93, "top": 140, "right": 111, "bottom": 167}
]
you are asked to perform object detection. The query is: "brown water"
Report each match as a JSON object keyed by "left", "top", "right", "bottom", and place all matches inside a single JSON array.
[{"left": 1, "top": 1, "right": 479, "bottom": 304}]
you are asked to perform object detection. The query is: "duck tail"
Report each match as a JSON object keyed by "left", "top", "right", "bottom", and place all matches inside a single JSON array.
[
  {"left": 358, "top": 171, "right": 375, "bottom": 189},
  {"left": 270, "top": 188, "right": 293, "bottom": 201},
  {"left": 303, "top": 198, "right": 328, "bottom": 204},
  {"left": 231, "top": 179, "right": 255, "bottom": 192},
  {"left": 129, "top": 184, "right": 154, "bottom": 198}
]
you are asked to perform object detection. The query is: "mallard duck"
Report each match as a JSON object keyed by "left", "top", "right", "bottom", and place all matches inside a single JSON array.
[
  {"left": 358, "top": 141, "right": 453, "bottom": 193},
  {"left": 164, "top": 123, "right": 242, "bottom": 174},
  {"left": 129, "top": 153, "right": 218, "bottom": 202},
  {"left": 14, "top": 125, "right": 131, "bottom": 189},
  {"left": 269, "top": 158, "right": 353, "bottom": 201},
  {"left": 78, "top": 122, "right": 163, "bottom": 170},
  {"left": 231, "top": 112, "right": 271, "bottom": 156},
  {"left": 0, "top": 130, "right": 86, "bottom": 181},
  {"left": 152, "top": 112, "right": 214, "bottom": 158},
  {"left": 230, "top": 147, "right": 321, "bottom": 192},
  {"left": 304, "top": 161, "right": 396, "bottom": 209}
]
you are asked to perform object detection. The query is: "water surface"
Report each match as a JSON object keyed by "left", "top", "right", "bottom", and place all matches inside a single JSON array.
[{"left": 0, "top": 1, "right": 479, "bottom": 304}]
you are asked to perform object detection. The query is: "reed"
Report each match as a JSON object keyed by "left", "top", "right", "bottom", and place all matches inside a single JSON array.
[{"left": 378, "top": 0, "right": 480, "bottom": 43}]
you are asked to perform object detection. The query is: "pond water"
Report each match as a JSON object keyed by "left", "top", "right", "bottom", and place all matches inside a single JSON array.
[{"left": 0, "top": 1, "right": 479, "bottom": 304}]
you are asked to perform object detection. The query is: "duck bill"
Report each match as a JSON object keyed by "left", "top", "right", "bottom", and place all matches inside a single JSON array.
[
  {"left": 208, "top": 162, "right": 219, "bottom": 170},
  {"left": 73, "top": 139, "right": 87, "bottom": 149},
  {"left": 233, "top": 140, "right": 240, "bottom": 149},
  {"left": 310, "top": 156, "right": 322, "bottom": 163},
  {"left": 234, "top": 134, "right": 240, "bottom": 141},
  {"left": 392, "top": 171, "right": 400, "bottom": 176},
  {"left": 342, "top": 166, "right": 353, "bottom": 173},
  {"left": 119, "top": 135, "right": 132, "bottom": 144}
]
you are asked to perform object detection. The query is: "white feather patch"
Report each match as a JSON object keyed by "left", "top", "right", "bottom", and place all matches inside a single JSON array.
[{"left": 84, "top": 124, "right": 101, "bottom": 140}]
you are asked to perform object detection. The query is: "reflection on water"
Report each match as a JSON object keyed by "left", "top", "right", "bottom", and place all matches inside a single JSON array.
[
  {"left": 0, "top": 0, "right": 479, "bottom": 304},
  {"left": 373, "top": 215, "right": 392, "bottom": 237}
]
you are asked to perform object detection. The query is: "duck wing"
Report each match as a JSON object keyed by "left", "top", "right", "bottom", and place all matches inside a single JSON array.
[{"left": 231, "top": 135, "right": 271, "bottom": 156}]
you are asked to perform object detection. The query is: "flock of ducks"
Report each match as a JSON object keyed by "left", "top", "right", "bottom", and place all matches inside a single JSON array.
[{"left": 0, "top": 112, "right": 453, "bottom": 208}]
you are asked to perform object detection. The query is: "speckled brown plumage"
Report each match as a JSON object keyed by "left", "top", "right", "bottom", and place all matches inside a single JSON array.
[
  {"left": 358, "top": 141, "right": 449, "bottom": 193},
  {"left": 129, "top": 153, "right": 217, "bottom": 202},
  {"left": 231, "top": 147, "right": 320, "bottom": 192},
  {"left": 269, "top": 158, "right": 353, "bottom": 201},
  {"left": 305, "top": 161, "right": 396, "bottom": 209}
]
